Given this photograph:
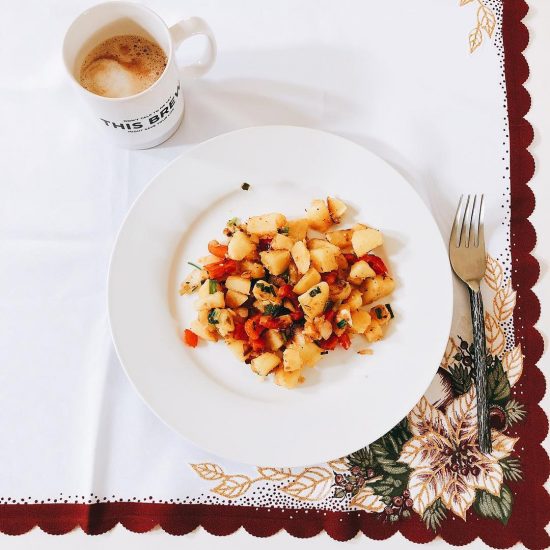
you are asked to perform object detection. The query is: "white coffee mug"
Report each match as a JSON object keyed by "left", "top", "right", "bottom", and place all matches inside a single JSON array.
[{"left": 62, "top": 1, "right": 216, "bottom": 149}]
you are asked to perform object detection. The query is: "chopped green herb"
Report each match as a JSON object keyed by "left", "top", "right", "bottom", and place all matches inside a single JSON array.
[
  {"left": 264, "top": 304, "right": 290, "bottom": 317},
  {"left": 208, "top": 279, "right": 217, "bottom": 294},
  {"left": 385, "top": 303, "right": 394, "bottom": 318},
  {"left": 188, "top": 262, "right": 202, "bottom": 270},
  {"left": 256, "top": 282, "right": 276, "bottom": 295},
  {"left": 241, "top": 182, "right": 250, "bottom": 190},
  {"left": 309, "top": 287, "right": 321, "bottom": 297},
  {"left": 336, "top": 319, "right": 348, "bottom": 329},
  {"left": 207, "top": 309, "right": 219, "bottom": 324},
  {"left": 278, "top": 226, "right": 290, "bottom": 235},
  {"left": 227, "top": 217, "right": 239, "bottom": 226},
  {"left": 375, "top": 307, "right": 383, "bottom": 320}
]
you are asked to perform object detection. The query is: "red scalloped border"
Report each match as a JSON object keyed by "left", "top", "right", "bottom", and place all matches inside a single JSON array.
[{"left": 1, "top": 1, "right": 547, "bottom": 547}]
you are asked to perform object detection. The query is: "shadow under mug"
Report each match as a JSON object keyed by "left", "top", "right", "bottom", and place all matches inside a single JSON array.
[{"left": 62, "top": 1, "right": 216, "bottom": 149}]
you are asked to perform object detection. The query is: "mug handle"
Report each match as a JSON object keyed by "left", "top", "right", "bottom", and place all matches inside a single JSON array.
[{"left": 169, "top": 17, "right": 217, "bottom": 79}]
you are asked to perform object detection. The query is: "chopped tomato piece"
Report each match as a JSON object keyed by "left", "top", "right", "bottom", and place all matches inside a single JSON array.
[
  {"left": 359, "top": 254, "right": 388, "bottom": 275},
  {"left": 339, "top": 333, "right": 352, "bottom": 350},
  {"left": 204, "top": 259, "right": 238, "bottom": 280},
  {"left": 232, "top": 321, "right": 248, "bottom": 341},
  {"left": 321, "top": 271, "right": 338, "bottom": 284},
  {"left": 183, "top": 329, "right": 198, "bottom": 348},
  {"left": 208, "top": 240, "right": 228, "bottom": 258},
  {"left": 258, "top": 238, "right": 272, "bottom": 252},
  {"left": 343, "top": 253, "right": 357, "bottom": 264},
  {"left": 250, "top": 338, "right": 265, "bottom": 352},
  {"left": 318, "top": 334, "right": 339, "bottom": 351},
  {"left": 245, "top": 315, "right": 264, "bottom": 340},
  {"left": 290, "top": 309, "right": 304, "bottom": 321},
  {"left": 324, "top": 309, "right": 336, "bottom": 322},
  {"left": 277, "top": 284, "right": 295, "bottom": 299}
]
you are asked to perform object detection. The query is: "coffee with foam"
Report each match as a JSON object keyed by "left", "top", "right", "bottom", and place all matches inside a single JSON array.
[{"left": 79, "top": 35, "right": 167, "bottom": 98}]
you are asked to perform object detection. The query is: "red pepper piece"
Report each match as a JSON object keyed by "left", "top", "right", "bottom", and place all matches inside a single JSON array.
[
  {"left": 250, "top": 338, "right": 265, "bottom": 352},
  {"left": 277, "top": 284, "right": 296, "bottom": 299},
  {"left": 359, "top": 254, "right": 388, "bottom": 275},
  {"left": 245, "top": 315, "right": 264, "bottom": 340},
  {"left": 204, "top": 259, "right": 238, "bottom": 280},
  {"left": 290, "top": 309, "right": 304, "bottom": 321},
  {"left": 318, "top": 334, "right": 339, "bottom": 350},
  {"left": 324, "top": 309, "right": 336, "bottom": 322},
  {"left": 344, "top": 253, "right": 357, "bottom": 264},
  {"left": 259, "top": 316, "right": 281, "bottom": 329},
  {"left": 232, "top": 321, "right": 248, "bottom": 341},
  {"left": 258, "top": 238, "right": 272, "bottom": 252},
  {"left": 183, "top": 329, "right": 198, "bottom": 348},
  {"left": 321, "top": 271, "right": 338, "bottom": 284},
  {"left": 339, "top": 333, "right": 352, "bottom": 350},
  {"left": 207, "top": 240, "right": 228, "bottom": 258}
]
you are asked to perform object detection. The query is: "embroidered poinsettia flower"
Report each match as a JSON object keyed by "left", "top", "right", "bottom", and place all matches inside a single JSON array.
[{"left": 398, "top": 388, "right": 518, "bottom": 520}]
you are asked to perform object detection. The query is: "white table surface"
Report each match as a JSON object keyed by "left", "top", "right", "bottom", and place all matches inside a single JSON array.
[{"left": 1, "top": 1, "right": 548, "bottom": 548}]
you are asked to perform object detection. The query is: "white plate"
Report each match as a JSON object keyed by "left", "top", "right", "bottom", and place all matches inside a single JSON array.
[{"left": 108, "top": 126, "right": 453, "bottom": 467}]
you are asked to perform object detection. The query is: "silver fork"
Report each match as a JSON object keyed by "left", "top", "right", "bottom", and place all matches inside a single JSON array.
[{"left": 449, "top": 194, "right": 491, "bottom": 453}]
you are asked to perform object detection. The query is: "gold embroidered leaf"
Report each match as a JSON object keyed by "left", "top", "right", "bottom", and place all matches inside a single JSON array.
[
  {"left": 440, "top": 337, "right": 458, "bottom": 370},
  {"left": 459, "top": 0, "right": 475, "bottom": 4},
  {"left": 502, "top": 344, "right": 523, "bottom": 387},
  {"left": 493, "top": 280, "right": 517, "bottom": 322},
  {"left": 327, "top": 458, "right": 349, "bottom": 473},
  {"left": 446, "top": 388, "right": 478, "bottom": 444},
  {"left": 478, "top": 4, "right": 496, "bottom": 37},
  {"left": 484, "top": 254, "right": 503, "bottom": 291},
  {"left": 212, "top": 474, "right": 252, "bottom": 499},
  {"left": 469, "top": 27, "right": 483, "bottom": 53},
  {"left": 400, "top": 435, "right": 448, "bottom": 470},
  {"left": 484, "top": 313, "right": 505, "bottom": 356},
  {"left": 469, "top": 451, "right": 503, "bottom": 496},
  {"left": 190, "top": 463, "right": 225, "bottom": 481},
  {"left": 350, "top": 487, "right": 385, "bottom": 513},
  {"left": 408, "top": 466, "right": 447, "bottom": 515},
  {"left": 491, "top": 430, "right": 518, "bottom": 461},
  {"left": 257, "top": 467, "right": 293, "bottom": 480},
  {"left": 441, "top": 476, "right": 476, "bottom": 520},
  {"left": 408, "top": 397, "right": 449, "bottom": 438},
  {"left": 281, "top": 467, "right": 333, "bottom": 501}
]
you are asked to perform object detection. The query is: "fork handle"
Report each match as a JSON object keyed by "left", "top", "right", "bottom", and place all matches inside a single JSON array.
[{"left": 468, "top": 288, "right": 492, "bottom": 453}]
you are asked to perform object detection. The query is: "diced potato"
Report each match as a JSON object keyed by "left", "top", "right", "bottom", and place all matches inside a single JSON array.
[
  {"left": 350, "top": 310, "right": 372, "bottom": 334},
  {"left": 329, "top": 280, "right": 352, "bottom": 302},
  {"left": 308, "top": 239, "right": 341, "bottom": 254},
  {"left": 274, "top": 366, "right": 302, "bottom": 388},
  {"left": 299, "top": 342, "right": 322, "bottom": 367},
  {"left": 344, "top": 288, "right": 363, "bottom": 311},
  {"left": 240, "top": 260, "right": 265, "bottom": 279},
  {"left": 197, "top": 309, "right": 209, "bottom": 325},
  {"left": 287, "top": 218, "right": 309, "bottom": 240},
  {"left": 327, "top": 229, "right": 353, "bottom": 249},
  {"left": 198, "top": 279, "right": 218, "bottom": 298},
  {"left": 351, "top": 228, "right": 384, "bottom": 256},
  {"left": 362, "top": 275, "right": 395, "bottom": 305},
  {"left": 336, "top": 254, "right": 349, "bottom": 269},
  {"left": 246, "top": 213, "right": 286, "bottom": 236},
  {"left": 310, "top": 247, "right": 339, "bottom": 273},
  {"left": 179, "top": 268, "right": 206, "bottom": 295},
  {"left": 225, "top": 289, "right": 248, "bottom": 308},
  {"left": 190, "top": 319, "right": 218, "bottom": 341},
  {"left": 353, "top": 223, "right": 368, "bottom": 231},
  {"left": 304, "top": 317, "right": 332, "bottom": 341},
  {"left": 227, "top": 231, "right": 256, "bottom": 261},
  {"left": 349, "top": 260, "right": 376, "bottom": 285},
  {"left": 252, "top": 280, "right": 278, "bottom": 301},
  {"left": 225, "top": 275, "right": 251, "bottom": 295},
  {"left": 251, "top": 352, "right": 281, "bottom": 376},
  {"left": 291, "top": 241, "right": 311, "bottom": 274},
  {"left": 265, "top": 329, "right": 285, "bottom": 351},
  {"left": 194, "top": 291, "right": 225, "bottom": 310},
  {"left": 298, "top": 281, "right": 329, "bottom": 318},
  {"left": 271, "top": 233, "right": 295, "bottom": 251},
  {"left": 306, "top": 199, "right": 332, "bottom": 232},
  {"left": 370, "top": 304, "right": 393, "bottom": 326},
  {"left": 287, "top": 261, "right": 300, "bottom": 285},
  {"left": 365, "top": 320, "right": 384, "bottom": 343},
  {"left": 260, "top": 249, "right": 291, "bottom": 275},
  {"left": 293, "top": 267, "right": 321, "bottom": 295},
  {"left": 216, "top": 309, "right": 235, "bottom": 337},
  {"left": 283, "top": 347, "right": 302, "bottom": 372},
  {"left": 235, "top": 307, "right": 249, "bottom": 318},
  {"left": 327, "top": 197, "right": 347, "bottom": 223},
  {"left": 227, "top": 340, "right": 247, "bottom": 361}
]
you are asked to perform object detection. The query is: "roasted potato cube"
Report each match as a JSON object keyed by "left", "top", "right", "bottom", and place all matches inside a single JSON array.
[
  {"left": 179, "top": 268, "right": 206, "bottom": 295},
  {"left": 329, "top": 279, "right": 352, "bottom": 302},
  {"left": 240, "top": 260, "right": 265, "bottom": 279},
  {"left": 265, "top": 329, "right": 285, "bottom": 351},
  {"left": 344, "top": 288, "right": 363, "bottom": 311},
  {"left": 274, "top": 366, "right": 302, "bottom": 388},
  {"left": 364, "top": 320, "right": 384, "bottom": 343},
  {"left": 216, "top": 309, "right": 235, "bottom": 337},
  {"left": 225, "top": 275, "right": 251, "bottom": 295},
  {"left": 370, "top": 304, "right": 393, "bottom": 326},
  {"left": 251, "top": 352, "right": 281, "bottom": 376},
  {"left": 227, "top": 231, "right": 256, "bottom": 260},
  {"left": 246, "top": 213, "right": 286, "bottom": 236},
  {"left": 227, "top": 340, "right": 248, "bottom": 361},
  {"left": 351, "top": 228, "right": 383, "bottom": 256},
  {"left": 287, "top": 218, "right": 309, "bottom": 240},
  {"left": 349, "top": 260, "right": 376, "bottom": 285},
  {"left": 260, "top": 249, "right": 291, "bottom": 275},
  {"left": 309, "top": 247, "right": 339, "bottom": 273},
  {"left": 306, "top": 199, "right": 332, "bottom": 232},
  {"left": 283, "top": 347, "right": 302, "bottom": 372},
  {"left": 326, "top": 229, "right": 353, "bottom": 249},
  {"left": 350, "top": 310, "right": 372, "bottom": 334},
  {"left": 225, "top": 289, "right": 248, "bottom": 308},
  {"left": 308, "top": 238, "right": 341, "bottom": 254},
  {"left": 271, "top": 233, "right": 295, "bottom": 251},
  {"left": 299, "top": 342, "right": 322, "bottom": 367},
  {"left": 194, "top": 291, "right": 225, "bottom": 310},
  {"left": 235, "top": 307, "right": 249, "bottom": 318},
  {"left": 298, "top": 281, "right": 329, "bottom": 318},
  {"left": 190, "top": 319, "right": 218, "bottom": 342},
  {"left": 252, "top": 280, "right": 278, "bottom": 301},
  {"left": 327, "top": 197, "right": 347, "bottom": 223},
  {"left": 293, "top": 267, "right": 321, "bottom": 295},
  {"left": 291, "top": 240, "right": 311, "bottom": 274},
  {"left": 362, "top": 275, "right": 395, "bottom": 305}
]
